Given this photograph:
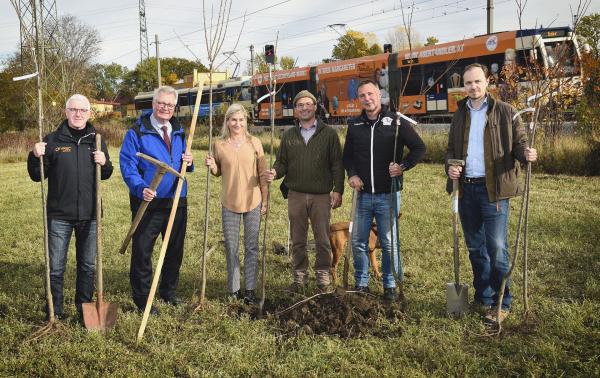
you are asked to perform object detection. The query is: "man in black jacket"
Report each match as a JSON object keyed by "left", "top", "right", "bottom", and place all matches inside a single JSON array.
[
  {"left": 343, "top": 79, "right": 425, "bottom": 300},
  {"left": 28, "top": 94, "right": 113, "bottom": 320}
]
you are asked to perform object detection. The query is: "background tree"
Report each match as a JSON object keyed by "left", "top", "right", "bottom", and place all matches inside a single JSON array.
[
  {"left": 577, "top": 13, "right": 600, "bottom": 57},
  {"left": 59, "top": 15, "right": 102, "bottom": 97},
  {"left": 246, "top": 54, "right": 296, "bottom": 74},
  {"left": 385, "top": 26, "right": 422, "bottom": 52},
  {"left": 424, "top": 36, "right": 439, "bottom": 46},
  {"left": 121, "top": 57, "right": 208, "bottom": 100},
  {"left": 331, "top": 30, "right": 382, "bottom": 60},
  {"left": 0, "top": 54, "right": 27, "bottom": 131},
  {"left": 575, "top": 13, "right": 600, "bottom": 174},
  {"left": 93, "top": 63, "right": 128, "bottom": 102}
]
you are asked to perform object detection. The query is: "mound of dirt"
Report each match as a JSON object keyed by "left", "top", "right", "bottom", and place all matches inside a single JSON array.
[{"left": 262, "top": 288, "right": 404, "bottom": 338}]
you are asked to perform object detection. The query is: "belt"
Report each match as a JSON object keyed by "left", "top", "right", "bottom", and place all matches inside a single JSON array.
[{"left": 463, "top": 176, "right": 486, "bottom": 184}]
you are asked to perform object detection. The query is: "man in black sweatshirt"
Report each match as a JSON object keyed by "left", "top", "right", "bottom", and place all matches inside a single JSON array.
[
  {"left": 343, "top": 80, "right": 425, "bottom": 300},
  {"left": 28, "top": 94, "right": 113, "bottom": 320}
]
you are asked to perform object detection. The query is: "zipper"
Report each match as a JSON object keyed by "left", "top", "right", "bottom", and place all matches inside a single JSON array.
[{"left": 369, "top": 115, "right": 381, "bottom": 194}]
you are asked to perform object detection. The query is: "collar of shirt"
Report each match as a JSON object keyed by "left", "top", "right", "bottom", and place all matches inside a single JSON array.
[
  {"left": 150, "top": 113, "right": 172, "bottom": 137},
  {"left": 299, "top": 121, "right": 317, "bottom": 144},
  {"left": 467, "top": 95, "right": 489, "bottom": 112}
]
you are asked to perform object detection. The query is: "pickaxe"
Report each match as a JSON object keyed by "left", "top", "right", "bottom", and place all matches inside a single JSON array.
[{"left": 118, "top": 152, "right": 184, "bottom": 254}]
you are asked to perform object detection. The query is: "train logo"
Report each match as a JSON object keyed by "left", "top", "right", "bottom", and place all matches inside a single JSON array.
[{"left": 486, "top": 35, "right": 498, "bottom": 52}]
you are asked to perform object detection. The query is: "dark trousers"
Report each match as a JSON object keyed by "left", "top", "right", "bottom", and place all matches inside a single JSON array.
[
  {"left": 130, "top": 206, "right": 187, "bottom": 308},
  {"left": 47, "top": 218, "right": 96, "bottom": 315}
]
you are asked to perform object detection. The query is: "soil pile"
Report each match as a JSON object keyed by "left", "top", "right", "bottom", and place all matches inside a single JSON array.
[{"left": 270, "top": 288, "right": 403, "bottom": 338}]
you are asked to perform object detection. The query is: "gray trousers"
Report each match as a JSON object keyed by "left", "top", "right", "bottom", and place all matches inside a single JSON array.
[{"left": 221, "top": 204, "right": 261, "bottom": 293}]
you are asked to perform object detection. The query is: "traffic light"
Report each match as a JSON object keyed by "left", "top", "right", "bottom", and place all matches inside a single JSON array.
[
  {"left": 384, "top": 44, "right": 392, "bottom": 53},
  {"left": 265, "top": 44, "right": 275, "bottom": 64}
]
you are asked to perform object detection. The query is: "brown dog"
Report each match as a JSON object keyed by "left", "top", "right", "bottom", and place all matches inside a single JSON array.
[
  {"left": 329, "top": 221, "right": 380, "bottom": 284},
  {"left": 329, "top": 213, "right": 401, "bottom": 285}
]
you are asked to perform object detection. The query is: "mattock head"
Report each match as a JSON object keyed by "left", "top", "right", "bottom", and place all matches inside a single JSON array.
[
  {"left": 447, "top": 159, "right": 465, "bottom": 167},
  {"left": 136, "top": 152, "right": 184, "bottom": 179}
]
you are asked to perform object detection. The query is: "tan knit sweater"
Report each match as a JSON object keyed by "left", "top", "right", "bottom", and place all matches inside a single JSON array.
[{"left": 211, "top": 135, "right": 268, "bottom": 213}]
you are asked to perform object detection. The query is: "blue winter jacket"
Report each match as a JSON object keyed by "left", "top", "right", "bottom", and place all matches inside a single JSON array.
[{"left": 120, "top": 114, "right": 193, "bottom": 209}]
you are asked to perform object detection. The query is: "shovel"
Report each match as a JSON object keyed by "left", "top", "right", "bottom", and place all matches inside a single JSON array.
[
  {"left": 446, "top": 159, "right": 468, "bottom": 317},
  {"left": 82, "top": 134, "right": 118, "bottom": 331}
]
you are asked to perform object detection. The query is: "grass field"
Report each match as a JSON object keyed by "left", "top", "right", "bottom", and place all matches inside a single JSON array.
[{"left": 0, "top": 146, "right": 599, "bottom": 376}]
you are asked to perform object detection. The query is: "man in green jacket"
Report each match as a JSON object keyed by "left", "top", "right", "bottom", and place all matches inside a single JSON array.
[
  {"left": 263, "top": 90, "right": 344, "bottom": 293},
  {"left": 445, "top": 63, "right": 537, "bottom": 325}
]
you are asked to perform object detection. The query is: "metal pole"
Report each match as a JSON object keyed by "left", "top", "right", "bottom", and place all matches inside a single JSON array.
[
  {"left": 155, "top": 34, "right": 161, "bottom": 87},
  {"left": 487, "top": 0, "right": 494, "bottom": 34},
  {"left": 250, "top": 44, "right": 254, "bottom": 75}
]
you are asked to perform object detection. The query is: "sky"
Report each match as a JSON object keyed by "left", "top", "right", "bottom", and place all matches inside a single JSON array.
[{"left": 1, "top": 0, "right": 598, "bottom": 75}]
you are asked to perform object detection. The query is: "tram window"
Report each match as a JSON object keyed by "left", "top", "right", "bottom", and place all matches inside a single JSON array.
[
  {"left": 400, "top": 65, "right": 423, "bottom": 96},
  {"left": 545, "top": 41, "right": 577, "bottom": 75}
]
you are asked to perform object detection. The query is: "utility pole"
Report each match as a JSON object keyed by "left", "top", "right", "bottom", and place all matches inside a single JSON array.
[
  {"left": 487, "top": 0, "right": 494, "bottom": 34},
  {"left": 155, "top": 34, "right": 161, "bottom": 87},
  {"left": 250, "top": 44, "right": 254, "bottom": 75}
]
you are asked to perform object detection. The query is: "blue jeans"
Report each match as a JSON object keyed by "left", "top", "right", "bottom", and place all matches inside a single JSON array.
[
  {"left": 48, "top": 218, "right": 96, "bottom": 315},
  {"left": 352, "top": 191, "right": 401, "bottom": 289},
  {"left": 459, "top": 183, "right": 511, "bottom": 309}
]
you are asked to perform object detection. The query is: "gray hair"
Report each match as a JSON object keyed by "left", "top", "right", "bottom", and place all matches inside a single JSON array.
[
  {"left": 65, "top": 94, "right": 90, "bottom": 110},
  {"left": 220, "top": 103, "right": 250, "bottom": 139},
  {"left": 153, "top": 85, "right": 178, "bottom": 103}
]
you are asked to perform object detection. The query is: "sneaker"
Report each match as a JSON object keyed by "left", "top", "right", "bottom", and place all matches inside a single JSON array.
[
  {"left": 473, "top": 302, "right": 493, "bottom": 315},
  {"left": 484, "top": 308, "right": 509, "bottom": 325},
  {"left": 161, "top": 296, "right": 184, "bottom": 306},
  {"left": 354, "top": 285, "right": 370, "bottom": 294},
  {"left": 229, "top": 290, "right": 241, "bottom": 300},
  {"left": 244, "top": 290, "right": 256, "bottom": 305},
  {"left": 383, "top": 287, "right": 397, "bottom": 301},
  {"left": 287, "top": 282, "right": 306, "bottom": 294},
  {"left": 317, "top": 283, "right": 331, "bottom": 293},
  {"left": 137, "top": 305, "right": 160, "bottom": 316}
]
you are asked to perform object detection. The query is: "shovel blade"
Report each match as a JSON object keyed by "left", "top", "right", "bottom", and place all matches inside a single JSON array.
[
  {"left": 82, "top": 301, "right": 118, "bottom": 331},
  {"left": 446, "top": 282, "right": 469, "bottom": 317}
]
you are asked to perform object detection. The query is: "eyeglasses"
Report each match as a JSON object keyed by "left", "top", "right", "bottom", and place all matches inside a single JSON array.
[
  {"left": 154, "top": 101, "right": 176, "bottom": 109},
  {"left": 295, "top": 103, "right": 314, "bottom": 109},
  {"left": 67, "top": 108, "right": 89, "bottom": 114}
]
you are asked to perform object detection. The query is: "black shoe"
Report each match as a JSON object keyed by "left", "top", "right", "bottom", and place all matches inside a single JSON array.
[
  {"left": 162, "top": 296, "right": 184, "bottom": 306},
  {"left": 244, "top": 290, "right": 256, "bottom": 305},
  {"left": 354, "top": 285, "right": 370, "bottom": 294},
  {"left": 229, "top": 290, "right": 241, "bottom": 300},
  {"left": 383, "top": 287, "right": 397, "bottom": 301},
  {"left": 45, "top": 313, "right": 66, "bottom": 321},
  {"left": 287, "top": 282, "right": 306, "bottom": 294},
  {"left": 137, "top": 305, "right": 160, "bottom": 316}
]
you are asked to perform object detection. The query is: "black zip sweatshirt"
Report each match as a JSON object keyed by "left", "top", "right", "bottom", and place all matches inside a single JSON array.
[
  {"left": 343, "top": 107, "right": 426, "bottom": 193},
  {"left": 27, "top": 120, "right": 113, "bottom": 220}
]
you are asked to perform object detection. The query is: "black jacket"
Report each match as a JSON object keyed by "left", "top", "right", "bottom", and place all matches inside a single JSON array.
[
  {"left": 343, "top": 107, "right": 425, "bottom": 193},
  {"left": 27, "top": 120, "right": 113, "bottom": 220}
]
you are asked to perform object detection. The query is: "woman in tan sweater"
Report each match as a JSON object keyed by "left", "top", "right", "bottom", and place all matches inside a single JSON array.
[{"left": 205, "top": 104, "right": 267, "bottom": 304}]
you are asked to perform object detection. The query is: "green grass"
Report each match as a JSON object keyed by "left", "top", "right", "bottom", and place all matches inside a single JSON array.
[{"left": 0, "top": 147, "right": 599, "bottom": 376}]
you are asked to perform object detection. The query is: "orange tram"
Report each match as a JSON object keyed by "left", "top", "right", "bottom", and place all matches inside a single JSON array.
[{"left": 251, "top": 27, "right": 581, "bottom": 124}]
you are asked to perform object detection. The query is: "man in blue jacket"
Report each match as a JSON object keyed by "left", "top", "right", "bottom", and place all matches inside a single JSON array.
[
  {"left": 28, "top": 94, "right": 113, "bottom": 320},
  {"left": 120, "top": 86, "right": 193, "bottom": 314}
]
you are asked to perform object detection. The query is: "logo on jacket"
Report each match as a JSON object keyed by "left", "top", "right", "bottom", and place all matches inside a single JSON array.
[
  {"left": 382, "top": 117, "right": 393, "bottom": 126},
  {"left": 54, "top": 146, "right": 72, "bottom": 153}
]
